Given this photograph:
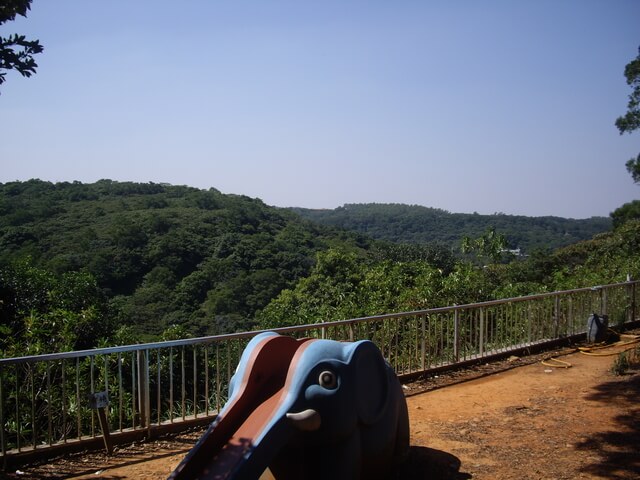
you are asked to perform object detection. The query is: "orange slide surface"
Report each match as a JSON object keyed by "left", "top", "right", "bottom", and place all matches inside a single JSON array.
[{"left": 169, "top": 335, "right": 314, "bottom": 480}]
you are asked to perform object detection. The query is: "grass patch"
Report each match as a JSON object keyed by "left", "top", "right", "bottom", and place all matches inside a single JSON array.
[{"left": 611, "top": 346, "right": 640, "bottom": 376}]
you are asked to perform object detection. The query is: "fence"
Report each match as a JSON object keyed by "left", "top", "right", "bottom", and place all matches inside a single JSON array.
[{"left": 0, "top": 280, "right": 637, "bottom": 461}]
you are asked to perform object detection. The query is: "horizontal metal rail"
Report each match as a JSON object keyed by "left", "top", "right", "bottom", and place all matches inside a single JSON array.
[{"left": 0, "top": 280, "right": 637, "bottom": 461}]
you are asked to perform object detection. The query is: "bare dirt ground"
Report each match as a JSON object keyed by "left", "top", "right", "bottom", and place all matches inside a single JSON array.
[{"left": 5, "top": 338, "right": 639, "bottom": 480}]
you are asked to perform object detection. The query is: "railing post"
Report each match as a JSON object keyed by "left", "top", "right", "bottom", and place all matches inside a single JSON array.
[
  {"left": 117, "top": 353, "right": 123, "bottom": 432},
  {"left": 453, "top": 308, "right": 460, "bottom": 362},
  {"left": 47, "top": 362, "right": 52, "bottom": 446},
  {"left": 527, "top": 304, "right": 532, "bottom": 345},
  {"left": 76, "top": 358, "right": 81, "bottom": 440},
  {"left": 157, "top": 350, "right": 162, "bottom": 425},
  {"left": 193, "top": 347, "right": 198, "bottom": 419},
  {"left": 136, "top": 350, "right": 150, "bottom": 430},
  {"left": 145, "top": 350, "right": 151, "bottom": 433},
  {"left": 554, "top": 296, "right": 560, "bottom": 338},
  {"left": 601, "top": 288, "right": 607, "bottom": 316},
  {"left": 479, "top": 308, "right": 484, "bottom": 356},
  {"left": 169, "top": 348, "right": 174, "bottom": 423},
  {"left": 420, "top": 315, "right": 426, "bottom": 371},
  {"left": 16, "top": 367, "right": 20, "bottom": 452},
  {"left": 0, "top": 366, "right": 5, "bottom": 469},
  {"left": 182, "top": 346, "right": 187, "bottom": 421},
  {"left": 215, "top": 345, "right": 221, "bottom": 413},
  {"left": 568, "top": 296, "right": 574, "bottom": 335},
  {"left": 204, "top": 346, "right": 209, "bottom": 417},
  {"left": 627, "top": 276, "right": 636, "bottom": 324},
  {"left": 30, "top": 364, "right": 36, "bottom": 448},
  {"left": 633, "top": 281, "right": 637, "bottom": 323}
]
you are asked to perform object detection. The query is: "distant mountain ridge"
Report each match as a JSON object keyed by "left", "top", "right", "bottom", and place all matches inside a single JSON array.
[{"left": 290, "top": 203, "right": 612, "bottom": 253}]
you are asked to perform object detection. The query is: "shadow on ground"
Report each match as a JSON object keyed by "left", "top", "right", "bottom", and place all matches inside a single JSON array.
[
  {"left": 576, "top": 368, "right": 640, "bottom": 479},
  {"left": 3, "top": 448, "right": 190, "bottom": 480},
  {"left": 393, "top": 446, "right": 471, "bottom": 480}
]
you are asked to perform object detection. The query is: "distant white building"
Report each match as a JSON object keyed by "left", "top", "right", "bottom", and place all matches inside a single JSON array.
[{"left": 501, "top": 248, "right": 524, "bottom": 257}]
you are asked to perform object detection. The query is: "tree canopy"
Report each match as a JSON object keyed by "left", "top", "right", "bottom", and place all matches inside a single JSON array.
[
  {"left": 0, "top": 180, "right": 372, "bottom": 343},
  {"left": 292, "top": 204, "right": 610, "bottom": 253},
  {"left": 257, "top": 221, "right": 640, "bottom": 329},
  {"left": 1, "top": 180, "right": 637, "bottom": 356},
  {"left": 0, "top": 0, "right": 43, "bottom": 91},
  {"left": 615, "top": 46, "right": 640, "bottom": 183}
]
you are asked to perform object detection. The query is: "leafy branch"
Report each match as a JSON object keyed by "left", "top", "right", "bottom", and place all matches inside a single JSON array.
[
  {"left": 0, "top": 0, "right": 43, "bottom": 91},
  {"left": 0, "top": 34, "right": 43, "bottom": 84},
  {"left": 616, "top": 46, "right": 640, "bottom": 183}
]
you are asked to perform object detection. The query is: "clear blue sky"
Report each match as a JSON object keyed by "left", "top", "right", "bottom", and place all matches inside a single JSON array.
[{"left": 1, "top": 0, "right": 638, "bottom": 218}]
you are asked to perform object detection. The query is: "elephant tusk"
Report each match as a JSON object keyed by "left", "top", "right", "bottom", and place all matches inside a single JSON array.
[{"left": 286, "top": 409, "right": 321, "bottom": 432}]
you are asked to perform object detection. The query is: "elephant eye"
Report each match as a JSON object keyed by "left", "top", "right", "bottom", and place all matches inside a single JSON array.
[{"left": 318, "top": 370, "right": 338, "bottom": 389}]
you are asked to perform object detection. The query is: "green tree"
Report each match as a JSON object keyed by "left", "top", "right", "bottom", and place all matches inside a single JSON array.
[
  {"left": 611, "top": 200, "right": 640, "bottom": 229},
  {"left": 292, "top": 203, "right": 608, "bottom": 254},
  {"left": 257, "top": 248, "right": 455, "bottom": 329},
  {"left": 461, "top": 227, "right": 509, "bottom": 264},
  {"left": 0, "top": 260, "right": 112, "bottom": 355},
  {"left": 615, "top": 47, "right": 640, "bottom": 183},
  {"left": 0, "top": 0, "right": 43, "bottom": 91}
]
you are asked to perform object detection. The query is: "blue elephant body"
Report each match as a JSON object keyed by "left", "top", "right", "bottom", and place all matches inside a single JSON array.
[{"left": 268, "top": 336, "right": 410, "bottom": 479}]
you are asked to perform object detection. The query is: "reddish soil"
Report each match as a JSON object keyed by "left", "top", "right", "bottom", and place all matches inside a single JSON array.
[{"left": 6, "top": 340, "right": 640, "bottom": 480}]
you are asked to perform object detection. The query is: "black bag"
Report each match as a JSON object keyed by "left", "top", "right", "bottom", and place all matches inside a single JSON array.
[{"left": 587, "top": 313, "right": 608, "bottom": 343}]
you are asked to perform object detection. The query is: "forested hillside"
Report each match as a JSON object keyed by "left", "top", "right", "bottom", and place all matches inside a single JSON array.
[
  {"left": 292, "top": 204, "right": 611, "bottom": 252},
  {"left": 1, "top": 180, "right": 636, "bottom": 357},
  {"left": 0, "top": 180, "right": 375, "bottom": 349},
  {"left": 258, "top": 220, "right": 640, "bottom": 329}
]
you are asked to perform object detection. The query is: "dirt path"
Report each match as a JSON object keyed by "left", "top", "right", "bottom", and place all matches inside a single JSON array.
[
  {"left": 7, "top": 345, "right": 639, "bottom": 479},
  {"left": 402, "top": 350, "right": 639, "bottom": 479}
]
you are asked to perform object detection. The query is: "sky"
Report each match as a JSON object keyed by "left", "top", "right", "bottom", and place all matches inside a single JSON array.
[{"left": 1, "top": 1, "right": 639, "bottom": 219}]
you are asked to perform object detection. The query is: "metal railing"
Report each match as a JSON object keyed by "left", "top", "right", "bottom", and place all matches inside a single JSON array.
[{"left": 0, "top": 280, "right": 637, "bottom": 460}]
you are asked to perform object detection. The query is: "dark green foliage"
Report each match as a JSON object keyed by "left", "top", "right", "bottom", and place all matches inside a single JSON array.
[
  {"left": 0, "top": 180, "right": 369, "bottom": 342},
  {"left": 461, "top": 227, "right": 509, "bottom": 264},
  {"left": 611, "top": 352, "right": 630, "bottom": 376},
  {"left": 368, "top": 241, "right": 456, "bottom": 274},
  {"left": 292, "top": 203, "right": 611, "bottom": 253},
  {"left": 547, "top": 220, "right": 640, "bottom": 289},
  {"left": 615, "top": 47, "right": 640, "bottom": 135},
  {"left": 0, "top": 0, "right": 43, "bottom": 91},
  {"left": 615, "top": 46, "right": 640, "bottom": 183},
  {"left": 2, "top": 180, "right": 637, "bottom": 356},
  {"left": 0, "top": 259, "right": 110, "bottom": 355},
  {"left": 611, "top": 200, "right": 640, "bottom": 229},
  {"left": 258, "top": 220, "right": 640, "bottom": 330},
  {"left": 256, "top": 248, "right": 489, "bottom": 330},
  {"left": 626, "top": 154, "right": 640, "bottom": 184}
]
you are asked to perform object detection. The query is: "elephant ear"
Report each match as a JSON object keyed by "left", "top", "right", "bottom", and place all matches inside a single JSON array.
[{"left": 352, "top": 341, "right": 390, "bottom": 426}]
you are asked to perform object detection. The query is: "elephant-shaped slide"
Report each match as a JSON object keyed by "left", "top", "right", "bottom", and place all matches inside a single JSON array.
[{"left": 169, "top": 332, "right": 410, "bottom": 480}]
